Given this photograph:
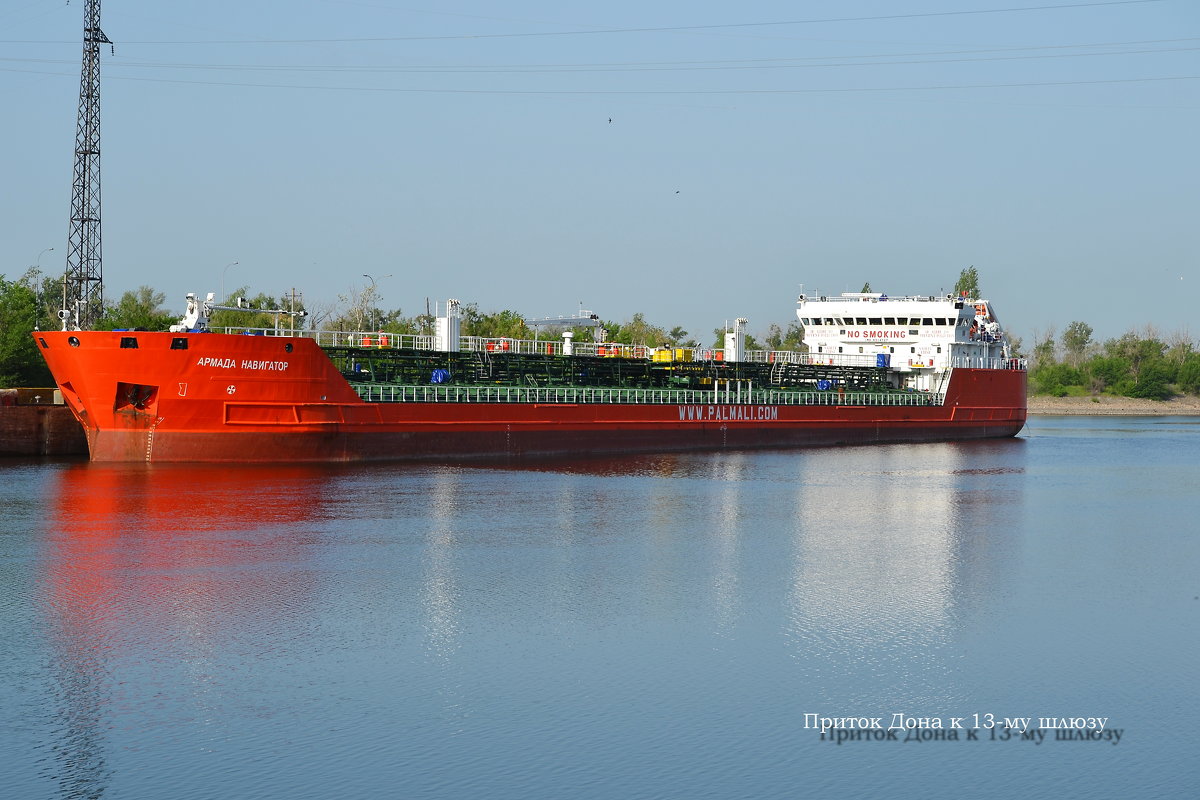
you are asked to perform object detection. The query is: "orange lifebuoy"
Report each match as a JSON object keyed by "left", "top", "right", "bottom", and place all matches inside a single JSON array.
[
  {"left": 378, "top": 335, "right": 389, "bottom": 348},
  {"left": 361, "top": 336, "right": 374, "bottom": 347}
]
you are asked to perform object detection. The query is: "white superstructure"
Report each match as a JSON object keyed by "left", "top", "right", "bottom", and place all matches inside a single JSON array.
[{"left": 797, "top": 292, "right": 1010, "bottom": 391}]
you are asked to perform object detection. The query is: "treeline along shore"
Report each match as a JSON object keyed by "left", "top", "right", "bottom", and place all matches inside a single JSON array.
[{"left": 1026, "top": 321, "right": 1200, "bottom": 404}]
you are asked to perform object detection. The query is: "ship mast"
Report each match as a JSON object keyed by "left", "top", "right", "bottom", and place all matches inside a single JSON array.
[{"left": 61, "top": 0, "right": 110, "bottom": 331}]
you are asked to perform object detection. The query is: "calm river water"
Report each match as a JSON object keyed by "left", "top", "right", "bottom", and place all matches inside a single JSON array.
[{"left": 1, "top": 416, "right": 1197, "bottom": 799}]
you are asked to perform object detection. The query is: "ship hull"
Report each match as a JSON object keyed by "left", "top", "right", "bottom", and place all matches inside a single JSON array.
[{"left": 35, "top": 331, "right": 1026, "bottom": 463}]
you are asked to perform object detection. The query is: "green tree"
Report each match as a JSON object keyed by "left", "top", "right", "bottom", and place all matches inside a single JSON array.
[
  {"left": 1031, "top": 326, "right": 1057, "bottom": 368},
  {"left": 765, "top": 321, "right": 806, "bottom": 352},
  {"left": 605, "top": 312, "right": 669, "bottom": 345},
  {"left": 95, "top": 286, "right": 178, "bottom": 331},
  {"left": 953, "top": 266, "right": 980, "bottom": 298},
  {"left": 1126, "top": 361, "right": 1173, "bottom": 400},
  {"left": 1177, "top": 353, "right": 1200, "bottom": 394},
  {"left": 1061, "top": 321, "right": 1093, "bottom": 367},
  {"left": 0, "top": 272, "right": 54, "bottom": 386},
  {"left": 860, "top": 282, "right": 872, "bottom": 293},
  {"left": 1087, "top": 355, "right": 1130, "bottom": 392},
  {"left": 666, "top": 326, "right": 693, "bottom": 346},
  {"left": 1163, "top": 331, "right": 1194, "bottom": 371},
  {"left": 379, "top": 309, "right": 431, "bottom": 337},
  {"left": 460, "top": 306, "right": 530, "bottom": 339},
  {"left": 1105, "top": 332, "right": 1167, "bottom": 386},
  {"left": 1031, "top": 362, "right": 1083, "bottom": 397},
  {"left": 1085, "top": 331, "right": 1178, "bottom": 399}
]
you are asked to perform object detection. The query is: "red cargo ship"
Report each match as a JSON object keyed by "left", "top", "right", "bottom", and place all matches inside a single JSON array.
[{"left": 35, "top": 291, "right": 1026, "bottom": 463}]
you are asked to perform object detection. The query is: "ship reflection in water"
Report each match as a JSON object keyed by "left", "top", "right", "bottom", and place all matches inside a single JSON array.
[
  {"left": 37, "top": 462, "right": 338, "bottom": 799},
  {"left": 27, "top": 440, "right": 1031, "bottom": 798},
  {"left": 783, "top": 440, "right": 1027, "bottom": 710}
]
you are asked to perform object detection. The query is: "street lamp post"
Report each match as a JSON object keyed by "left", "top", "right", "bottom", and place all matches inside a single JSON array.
[
  {"left": 361, "top": 273, "right": 392, "bottom": 332},
  {"left": 221, "top": 261, "right": 239, "bottom": 304}
]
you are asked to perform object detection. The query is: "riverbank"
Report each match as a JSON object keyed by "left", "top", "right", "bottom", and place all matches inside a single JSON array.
[{"left": 1027, "top": 394, "right": 1200, "bottom": 416}]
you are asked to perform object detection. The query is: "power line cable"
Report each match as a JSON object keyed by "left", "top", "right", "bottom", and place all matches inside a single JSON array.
[{"left": 0, "top": 1, "right": 1169, "bottom": 45}]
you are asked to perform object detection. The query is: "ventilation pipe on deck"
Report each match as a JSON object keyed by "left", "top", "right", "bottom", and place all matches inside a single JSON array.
[
  {"left": 435, "top": 298, "right": 461, "bottom": 352},
  {"left": 724, "top": 317, "right": 748, "bottom": 362}
]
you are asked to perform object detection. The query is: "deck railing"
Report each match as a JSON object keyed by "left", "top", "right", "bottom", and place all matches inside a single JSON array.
[
  {"left": 951, "top": 356, "right": 1027, "bottom": 370},
  {"left": 349, "top": 383, "right": 945, "bottom": 408}
]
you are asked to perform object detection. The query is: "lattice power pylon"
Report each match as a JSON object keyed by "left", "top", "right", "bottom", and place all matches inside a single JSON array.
[{"left": 61, "top": 0, "right": 110, "bottom": 330}]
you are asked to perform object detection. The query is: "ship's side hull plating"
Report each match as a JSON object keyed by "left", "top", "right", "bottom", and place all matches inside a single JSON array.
[{"left": 36, "top": 331, "right": 1026, "bottom": 463}]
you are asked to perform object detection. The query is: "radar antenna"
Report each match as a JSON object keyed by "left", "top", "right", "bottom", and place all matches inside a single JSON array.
[{"left": 61, "top": 0, "right": 110, "bottom": 330}]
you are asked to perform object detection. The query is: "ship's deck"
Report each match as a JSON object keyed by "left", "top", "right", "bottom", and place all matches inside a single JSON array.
[{"left": 327, "top": 346, "right": 897, "bottom": 394}]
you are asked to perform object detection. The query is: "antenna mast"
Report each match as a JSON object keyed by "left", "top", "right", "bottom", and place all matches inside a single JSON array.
[{"left": 62, "top": 0, "right": 110, "bottom": 330}]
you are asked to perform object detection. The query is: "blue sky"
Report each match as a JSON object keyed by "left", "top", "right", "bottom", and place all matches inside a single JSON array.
[{"left": 2, "top": 0, "right": 1196, "bottom": 346}]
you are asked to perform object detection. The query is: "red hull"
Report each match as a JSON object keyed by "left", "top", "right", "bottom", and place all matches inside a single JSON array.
[{"left": 35, "top": 331, "right": 1026, "bottom": 463}]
